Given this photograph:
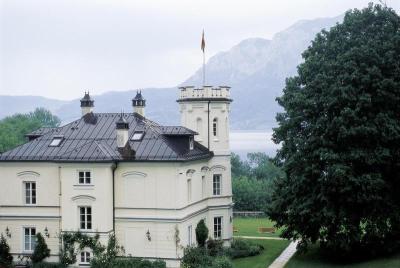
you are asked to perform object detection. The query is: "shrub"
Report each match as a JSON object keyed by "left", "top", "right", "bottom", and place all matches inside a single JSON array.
[
  {"left": 212, "top": 256, "right": 232, "bottom": 268},
  {"left": 0, "top": 234, "right": 13, "bottom": 267},
  {"left": 32, "top": 262, "right": 66, "bottom": 268},
  {"left": 31, "top": 233, "right": 50, "bottom": 263},
  {"left": 98, "top": 257, "right": 166, "bottom": 268},
  {"left": 195, "top": 220, "right": 209, "bottom": 247},
  {"left": 181, "top": 247, "right": 212, "bottom": 268},
  {"left": 206, "top": 239, "right": 224, "bottom": 257},
  {"left": 227, "top": 239, "right": 263, "bottom": 259}
]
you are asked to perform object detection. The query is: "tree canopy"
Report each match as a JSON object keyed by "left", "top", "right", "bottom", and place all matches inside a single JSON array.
[
  {"left": 231, "top": 152, "right": 283, "bottom": 211},
  {"left": 0, "top": 108, "right": 60, "bottom": 153},
  {"left": 268, "top": 4, "right": 400, "bottom": 257}
]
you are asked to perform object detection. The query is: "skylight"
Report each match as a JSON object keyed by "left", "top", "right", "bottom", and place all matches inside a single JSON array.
[
  {"left": 49, "top": 136, "right": 63, "bottom": 147},
  {"left": 131, "top": 131, "right": 144, "bottom": 141}
]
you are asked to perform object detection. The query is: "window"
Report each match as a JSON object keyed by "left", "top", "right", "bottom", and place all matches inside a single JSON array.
[
  {"left": 213, "top": 118, "right": 218, "bottom": 137},
  {"left": 25, "top": 182, "right": 36, "bottom": 205},
  {"left": 49, "top": 136, "right": 63, "bottom": 147},
  {"left": 187, "top": 179, "right": 192, "bottom": 202},
  {"left": 79, "top": 206, "right": 92, "bottom": 230},
  {"left": 189, "top": 136, "right": 194, "bottom": 150},
  {"left": 24, "top": 227, "right": 36, "bottom": 251},
  {"left": 79, "top": 171, "right": 91, "bottom": 184},
  {"left": 80, "top": 251, "right": 91, "bottom": 264},
  {"left": 213, "top": 174, "right": 222, "bottom": 196},
  {"left": 201, "top": 175, "right": 206, "bottom": 198},
  {"left": 188, "top": 225, "right": 193, "bottom": 246},
  {"left": 131, "top": 131, "right": 144, "bottom": 141},
  {"left": 213, "top": 217, "right": 222, "bottom": 239}
]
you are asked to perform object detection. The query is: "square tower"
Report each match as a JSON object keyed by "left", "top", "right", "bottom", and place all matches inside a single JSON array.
[{"left": 177, "top": 86, "right": 232, "bottom": 156}]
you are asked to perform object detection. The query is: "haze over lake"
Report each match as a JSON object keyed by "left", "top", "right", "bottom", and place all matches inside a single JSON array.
[{"left": 230, "top": 131, "right": 279, "bottom": 158}]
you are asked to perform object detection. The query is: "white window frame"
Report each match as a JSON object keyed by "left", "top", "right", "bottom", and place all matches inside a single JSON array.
[
  {"left": 78, "top": 171, "right": 92, "bottom": 185},
  {"left": 131, "top": 131, "right": 144, "bottom": 141},
  {"left": 213, "top": 174, "right": 222, "bottom": 196},
  {"left": 188, "top": 225, "right": 193, "bottom": 246},
  {"left": 49, "top": 136, "right": 63, "bottom": 147},
  {"left": 79, "top": 206, "right": 92, "bottom": 230},
  {"left": 23, "top": 227, "right": 36, "bottom": 252},
  {"left": 213, "top": 216, "right": 223, "bottom": 240},
  {"left": 24, "top": 181, "right": 36, "bottom": 205},
  {"left": 80, "top": 251, "right": 91, "bottom": 264}
]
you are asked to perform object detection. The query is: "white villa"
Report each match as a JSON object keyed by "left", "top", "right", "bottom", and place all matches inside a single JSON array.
[{"left": 0, "top": 86, "right": 233, "bottom": 267}]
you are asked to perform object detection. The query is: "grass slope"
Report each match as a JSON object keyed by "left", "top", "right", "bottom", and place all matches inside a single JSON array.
[
  {"left": 233, "top": 217, "right": 282, "bottom": 237},
  {"left": 233, "top": 239, "right": 290, "bottom": 268},
  {"left": 285, "top": 245, "right": 400, "bottom": 268}
]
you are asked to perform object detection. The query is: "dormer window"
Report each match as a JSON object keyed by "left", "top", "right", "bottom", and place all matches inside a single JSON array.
[
  {"left": 49, "top": 136, "right": 64, "bottom": 147},
  {"left": 131, "top": 131, "right": 144, "bottom": 141},
  {"left": 189, "top": 136, "right": 194, "bottom": 150}
]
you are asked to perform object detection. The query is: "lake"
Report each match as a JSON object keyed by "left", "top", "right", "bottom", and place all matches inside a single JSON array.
[{"left": 230, "top": 131, "right": 279, "bottom": 158}]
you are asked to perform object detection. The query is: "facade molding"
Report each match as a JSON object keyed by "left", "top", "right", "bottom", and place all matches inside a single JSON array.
[
  {"left": 17, "top": 171, "right": 40, "bottom": 177},
  {"left": 122, "top": 171, "right": 147, "bottom": 178}
]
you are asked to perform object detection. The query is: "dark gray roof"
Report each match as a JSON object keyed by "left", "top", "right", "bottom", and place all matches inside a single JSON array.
[
  {"left": 26, "top": 127, "right": 58, "bottom": 137},
  {"left": 0, "top": 113, "right": 212, "bottom": 162}
]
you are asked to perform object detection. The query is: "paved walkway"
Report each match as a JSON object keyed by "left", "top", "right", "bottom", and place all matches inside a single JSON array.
[
  {"left": 268, "top": 240, "right": 298, "bottom": 268},
  {"left": 233, "top": 235, "right": 284, "bottom": 240}
]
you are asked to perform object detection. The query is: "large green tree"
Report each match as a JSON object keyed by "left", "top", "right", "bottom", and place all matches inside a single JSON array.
[
  {"left": 268, "top": 4, "right": 400, "bottom": 257},
  {"left": 0, "top": 108, "right": 60, "bottom": 152}
]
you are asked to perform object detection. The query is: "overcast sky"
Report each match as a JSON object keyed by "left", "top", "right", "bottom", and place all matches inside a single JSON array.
[{"left": 1, "top": 0, "right": 399, "bottom": 100}]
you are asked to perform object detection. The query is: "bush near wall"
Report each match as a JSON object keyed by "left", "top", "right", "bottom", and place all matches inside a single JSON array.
[
  {"left": 182, "top": 239, "right": 263, "bottom": 268},
  {"left": 102, "top": 258, "right": 166, "bottom": 268},
  {"left": 31, "top": 263, "right": 66, "bottom": 268}
]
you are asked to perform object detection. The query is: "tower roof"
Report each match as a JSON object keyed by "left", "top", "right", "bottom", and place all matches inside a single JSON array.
[
  {"left": 116, "top": 113, "right": 129, "bottom": 130},
  {"left": 133, "top": 91, "right": 144, "bottom": 100},
  {"left": 80, "top": 91, "right": 94, "bottom": 107},
  {"left": 132, "top": 90, "right": 146, "bottom": 107}
]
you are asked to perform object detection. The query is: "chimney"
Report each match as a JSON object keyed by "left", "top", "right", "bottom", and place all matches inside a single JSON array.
[
  {"left": 116, "top": 113, "right": 129, "bottom": 148},
  {"left": 80, "top": 91, "right": 94, "bottom": 116},
  {"left": 132, "top": 90, "right": 146, "bottom": 117}
]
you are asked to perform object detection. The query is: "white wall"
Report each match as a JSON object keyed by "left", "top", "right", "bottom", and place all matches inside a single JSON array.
[{"left": 0, "top": 155, "right": 233, "bottom": 268}]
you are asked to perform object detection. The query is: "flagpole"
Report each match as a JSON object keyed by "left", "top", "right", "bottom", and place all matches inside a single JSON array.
[
  {"left": 201, "top": 30, "right": 206, "bottom": 87},
  {"left": 203, "top": 49, "right": 205, "bottom": 86}
]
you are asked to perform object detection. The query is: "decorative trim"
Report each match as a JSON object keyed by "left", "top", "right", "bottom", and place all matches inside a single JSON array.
[
  {"left": 210, "top": 165, "right": 226, "bottom": 171},
  {"left": 17, "top": 171, "right": 40, "bottom": 177},
  {"left": 186, "top": 169, "right": 196, "bottom": 177},
  {"left": 116, "top": 195, "right": 233, "bottom": 211},
  {"left": 0, "top": 205, "right": 59, "bottom": 208},
  {"left": 121, "top": 171, "right": 147, "bottom": 178},
  {"left": 61, "top": 230, "right": 114, "bottom": 234},
  {"left": 201, "top": 166, "right": 210, "bottom": 172},
  {"left": 0, "top": 215, "right": 60, "bottom": 219},
  {"left": 71, "top": 195, "right": 96, "bottom": 202},
  {"left": 116, "top": 203, "right": 233, "bottom": 223}
]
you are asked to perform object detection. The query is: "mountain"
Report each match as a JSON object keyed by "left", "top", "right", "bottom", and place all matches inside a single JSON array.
[
  {"left": 0, "top": 15, "right": 343, "bottom": 129},
  {"left": 184, "top": 15, "right": 344, "bottom": 129},
  {"left": 0, "top": 96, "right": 68, "bottom": 119}
]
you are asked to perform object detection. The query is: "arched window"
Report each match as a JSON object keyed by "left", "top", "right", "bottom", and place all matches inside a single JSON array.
[{"left": 213, "top": 118, "right": 218, "bottom": 137}]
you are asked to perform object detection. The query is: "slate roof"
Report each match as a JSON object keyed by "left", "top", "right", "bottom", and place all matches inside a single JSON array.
[{"left": 0, "top": 113, "right": 212, "bottom": 162}]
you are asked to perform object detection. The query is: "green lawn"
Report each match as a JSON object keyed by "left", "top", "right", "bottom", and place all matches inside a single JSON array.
[
  {"left": 232, "top": 239, "right": 290, "bottom": 268},
  {"left": 285, "top": 245, "right": 400, "bottom": 268},
  {"left": 233, "top": 217, "right": 282, "bottom": 237}
]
